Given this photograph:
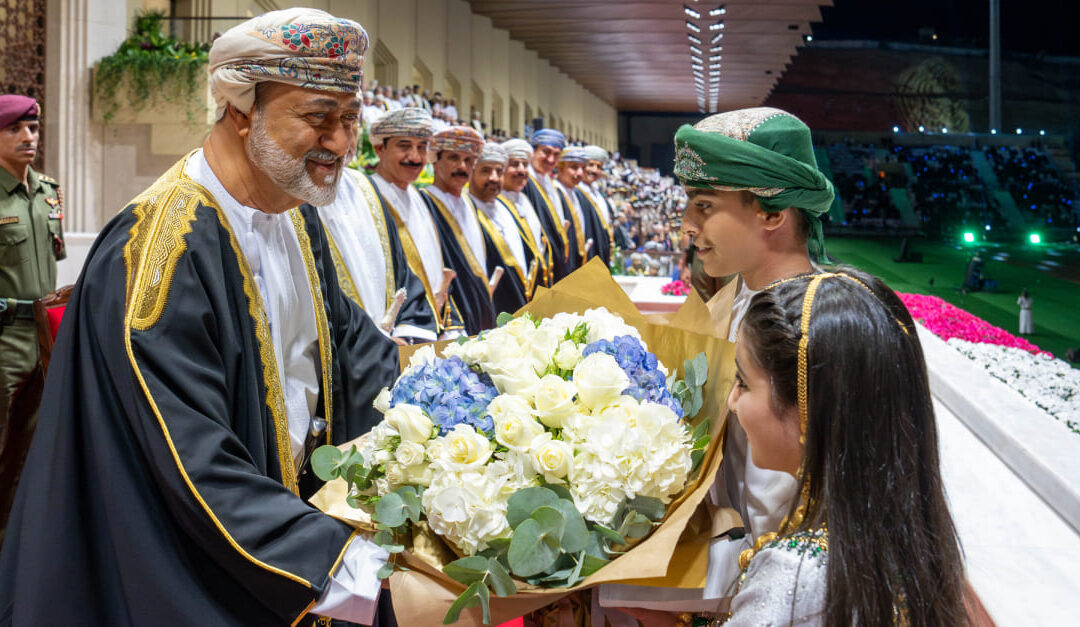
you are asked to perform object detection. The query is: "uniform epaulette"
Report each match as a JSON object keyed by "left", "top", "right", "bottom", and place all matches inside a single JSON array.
[{"left": 38, "top": 174, "right": 59, "bottom": 186}]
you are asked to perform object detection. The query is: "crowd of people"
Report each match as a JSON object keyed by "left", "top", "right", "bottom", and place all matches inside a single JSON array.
[{"left": 984, "top": 144, "right": 1076, "bottom": 227}]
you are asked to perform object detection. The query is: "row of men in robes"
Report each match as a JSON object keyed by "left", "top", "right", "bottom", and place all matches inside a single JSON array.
[{"left": 315, "top": 106, "right": 616, "bottom": 341}]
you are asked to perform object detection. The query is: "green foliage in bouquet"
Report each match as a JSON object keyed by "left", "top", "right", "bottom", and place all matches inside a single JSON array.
[
  {"left": 440, "top": 485, "right": 666, "bottom": 624},
  {"left": 94, "top": 11, "right": 211, "bottom": 124},
  {"left": 311, "top": 445, "right": 420, "bottom": 579},
  {"left": 670, "top": 353, "right": 711, "bottom": 473},
  {"left": 347, "top": 125, "right": 381, "bottom": 175}
]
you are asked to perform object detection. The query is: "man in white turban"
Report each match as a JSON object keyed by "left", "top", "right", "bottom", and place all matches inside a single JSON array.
[{"left": 0, "top": 9, "right": 397, "bottom": 625}]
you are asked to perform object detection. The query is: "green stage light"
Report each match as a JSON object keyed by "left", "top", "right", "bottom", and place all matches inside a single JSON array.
[
  {"left": 963, "top": 231, "right": 976, "bottom": 243},
  {"left": 1029, "top": 233, "right": 1041, "bottom": 244}
]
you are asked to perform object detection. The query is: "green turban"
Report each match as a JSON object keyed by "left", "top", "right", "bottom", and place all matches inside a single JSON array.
[{"left": 673, "top": 107, "right": 834, "bottom": 262}]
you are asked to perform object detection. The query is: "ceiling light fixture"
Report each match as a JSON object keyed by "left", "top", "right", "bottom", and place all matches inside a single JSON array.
[
  {"left": 684, "top": 5, "right": 701, "bottom": 19},
  {"left": 691, "top": 55, "right": 702, "bottom": 64},
  {"left": 709, "top": 63, "right": 721, "bottom": 69},
  {"left": 688, "top": 33, "right": 702, "bottom": 44},
  {"left": 711, "top": 32, "right": 723, "bottom": 43},
  {"left": 690, "top": 45, "right": 702, "bottom": 55},
  {"left": 711, "top": 45, "right": 723, "bottom": 53},
  {"left": 709, "top": 21, "right": 724, "bottom": 31},
  {"left": 710, "top": 5, "right": 726, "bottom": 17},
  {"left": 709, "top": 55, "right": 722, "bottom": 61},
  {"left": 686, "top": 20, "right": 701, "bottom": 32}
]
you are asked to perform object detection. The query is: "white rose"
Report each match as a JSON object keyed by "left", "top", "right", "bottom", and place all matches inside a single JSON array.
[
  {"left": 527, "top": 327, "right": 564, "bottom": 374},
  {"left": 394, "top": 440, "right": 426, "bottom": 466},
  {"left": 401, "top": 462, "right": 433, "bottom": 487},
  {"left": 489, "top": 396, "right": 546, "bottom": 452},
  {"left": 488, "top": 364, "right": 540, "bottom": 397},
  {"left": 441, "top": 340, "right": 468, "bottom": 361},
  {"left": 438, "top": 424, "right": 493, "bottom": 470},
  {"left": 373, "top": 388, "right": 392, "bottom": 413},
  {"left": 634, "top": 402, "right": 679, "bottom": 438},
  {"left": 384, "top": 404, "right": 435, "bottom": 443},
  {"left": 503, "top": 316, "right": 538, "bottom": 342},
  {"left": 583, "top": 307, "right": 641, "bottom": 342},
  {"left": 553, "top": 340, "right": 584, "bottom": 371},
  {"left": 369, "top": 421, "right": 399, "bottom": 448},
  {"left": 383, "top": 462, "right": 407, "bottom": 490},
  {"left": 530, "top": 434, "right": 574, "bottom": 483},
  {"left": 573, "top": 353, "right": 630, "bottom": 410},
  {"left": 533, "top": 374, "right": 578, "bottom": 428},
  {"left": 398, "top": 344, "right": 437, "bottom": 379},
  {"left": 477, "top": 330, "right": 521, "bottom": 371}
]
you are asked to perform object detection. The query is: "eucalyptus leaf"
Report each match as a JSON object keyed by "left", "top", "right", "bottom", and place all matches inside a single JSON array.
[
  {"left": 496, "top": 311, "right": 516, "bottom": 327},
  {"left": 543, "top": 483, "right": 573, "bottom": 502},
  {"left": 443, "top": 556, "right": 491, "bottom": 585},
  {"left": 538, "top": 566, "right": 576, "bottom": 583},
  {"left": 579, "top": 553, "right": 608, "bottom": 577},
  {"left": 566, "top": 551, "right": 587, "bottom": 587},
  {"left": 396, "top": 486, "right": 423, "bottom": 523},
  {"left": 592, "top": 524, "right": 626, "bottom": 547},
  {"left": 373, "top": 529, "right": 394, "bottom": 547},
  {"left": 376, "top": 563, "right": 395, "bottom": 580},
  {"left": 619, "top": 511, "right": 654, "bottom": 540},
  {"left": 310, "top": 445, "right": 343, "bottom": 481},
  {"left": 693, "top": 434, "right": 711, "bottom": 450},
  {"left": 691, "top": 353, "right": 709, "bottom": 386},
  {"left": 507, "top": 486, "right": 560, "bottom": 529},
  {"left": 374, "top": 491, "right": 408, "bottom": 528},
  {"left": 531, "top": 506, "right": 567, "bottom": 550},
  {"left": 507, "top": 518, "right": 560, "bottom": 577},
  {"left": 552, "top": 500, "right": 588, "bottom": 554},
  {"left": 627, "top": 495, "right": 666, "bottom": 522},
  {"left": 487, "top": 557, "right": 517, "bottom": 597},
  {"left": 443, "top": 581, "right": 484, "bottom": 624}
]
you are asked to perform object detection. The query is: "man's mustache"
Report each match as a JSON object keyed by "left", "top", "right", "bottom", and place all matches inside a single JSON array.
[
  {"left": 400, "top": 160, "right": 423, "bottom": 167},
  {"left": 305, "top": 149, "right": 342, "bottom": 165},
  {"left": 451, "top": 170, "right": 469, "bottom": 178}
]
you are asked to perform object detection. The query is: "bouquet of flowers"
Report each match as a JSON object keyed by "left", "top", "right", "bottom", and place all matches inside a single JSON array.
[
  {"left": 661, "top": 279, "right": 692, "bottom": 296},
  {"left": 312, "top": 260, "right": 732, "bottom": 625}
]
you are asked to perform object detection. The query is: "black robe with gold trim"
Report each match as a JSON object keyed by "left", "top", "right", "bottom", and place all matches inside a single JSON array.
[
  {"left": 419, "top": 190, "right": 496, "bottom": 335},
  {"left": 525, "top": 175, "right": 579, "bottom": 282},
  {"left": 477, "top": 198, "right": 536, "bottom": 316},
  {"left": 575, "top": 187, "right": 612, "bottom": 266},
  {"left": 0, "top": 158, "right": 399, "bottom": 625},
  {"left": 300, "top": 173, "right": 436, "bottom": 342}
]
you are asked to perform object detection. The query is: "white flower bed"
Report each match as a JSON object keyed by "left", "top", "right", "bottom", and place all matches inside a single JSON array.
[{"left": 946, "top": 338, "right": 1080, "bottom": 434}]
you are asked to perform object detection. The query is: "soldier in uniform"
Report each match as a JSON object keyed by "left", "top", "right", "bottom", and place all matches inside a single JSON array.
[{"left": 0, "top": 94, "right": 65, "bottom": 542}]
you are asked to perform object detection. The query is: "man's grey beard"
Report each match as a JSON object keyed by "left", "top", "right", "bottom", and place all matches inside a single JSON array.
[{"left": 246, "top": 113, "right": 342, "bottom": 207}]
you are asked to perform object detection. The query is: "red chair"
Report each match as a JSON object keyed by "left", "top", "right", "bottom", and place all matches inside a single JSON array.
[{"left": 32, "top": 284, "right": 73, "bottom": 373}]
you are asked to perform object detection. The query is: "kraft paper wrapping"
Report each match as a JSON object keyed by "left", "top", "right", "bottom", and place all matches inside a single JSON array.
[{"left": 310, "top": 258, "right": 735, "bottom": 626}]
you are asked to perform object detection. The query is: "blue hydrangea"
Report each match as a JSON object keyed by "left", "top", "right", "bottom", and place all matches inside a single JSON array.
[
  {"left": 390, "top": 357, "right": 497, "bottom": 435},
  {"left": 582, "top": 335, "right": 684, "bottom": 417}
]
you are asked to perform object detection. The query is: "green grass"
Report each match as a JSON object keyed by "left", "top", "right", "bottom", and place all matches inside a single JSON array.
[{"left": 825, "top": 236, "right": 1080, "bottom": 361}]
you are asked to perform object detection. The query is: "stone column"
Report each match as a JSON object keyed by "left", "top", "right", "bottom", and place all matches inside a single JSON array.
[{"left": 44, "top": 0, "right": 127, "bottom": 233}]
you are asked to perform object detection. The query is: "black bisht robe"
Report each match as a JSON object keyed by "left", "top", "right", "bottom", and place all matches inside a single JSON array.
[
  {"left": 0, "top": 157, "right": 399, "bottom": 625},
  {"left": 301, "top": 190, "right": 436, "bottom": 342},
  {"left": 419, "top": 190, "right": 496, "bottom": 336},
  {"left": 575, "top": 188, "right": 612, "bottom": 266},
  {"left": 525, "top": 175, "right": 580, "bottom": 282},
  {"left": 477, "top": 199, "right": 536, "bottom": 316}
]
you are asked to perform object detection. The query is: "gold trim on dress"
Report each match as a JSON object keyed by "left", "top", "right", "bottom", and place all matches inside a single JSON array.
[
  {"left": 498, "top": 194, "right": 551, "bottom": 286},
  {"left": 579, "top": 185, "right": 614, "bottom": 244},
  {"left": 557, "top": 186, "right": 587, "bottom": 260},
  {"left": 528, "top": 174, "right": 569, "bottom": 260},
  {"left": 289, "top": 209, "right": 335, "bottom": 447},
  {"left": 422, "top": 189, "right": 488, "bottom": 283},
  {"left": 371, "top": 178, "right": 448, "bottom": 330},
  {"left": 323, "top": 224, "right": 365, "bottom": 309},
  {"left": 475, "top": 203, "right": 525, "bottom": 285},
  {"left": 122, "top": 154, "right": 311, "bottom": 588},
  {"left": 352, "top": 172, "right": 397, "bottom": 311}
]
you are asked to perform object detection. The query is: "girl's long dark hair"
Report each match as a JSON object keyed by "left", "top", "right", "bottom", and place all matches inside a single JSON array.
[{"left": 740, "top": 267, "right": 967, "bottom": 626}]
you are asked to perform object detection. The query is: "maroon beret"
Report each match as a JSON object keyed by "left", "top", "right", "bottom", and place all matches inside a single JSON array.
[{"left": 0, "top": 95, "right": 39, "bottom": 130}]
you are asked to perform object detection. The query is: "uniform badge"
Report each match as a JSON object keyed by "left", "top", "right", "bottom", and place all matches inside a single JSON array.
[
  {"left": 48, "top": 211, "right": 64, "bottom": 220},
  {"left": 0, "top": 216, "right": 19, "bottom": 225}
]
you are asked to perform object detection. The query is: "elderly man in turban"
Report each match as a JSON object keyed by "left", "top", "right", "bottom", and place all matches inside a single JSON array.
[
  {"left": 524, "top": 129, "right": 579, "bottom": 281},
  {"left": 0, "top": 10, "right": 400, "bottom": 625},
  {"left": 468, "top": 142, "right": 536, "bottom": 314},
  {"left": 367, "top": 107, "right": 465, "bottom": 337},
  {"left": 500, "top": 138, "right": 550, "bottom": 286},
  {"left": 420, "top": 126, "right": 496, "bottom": 335},
  {"left": 602, "top": 107, "right": 835, "bottom": 621},
  {"left": 577, "top": 145, "right": 614, "bottom": 264}
]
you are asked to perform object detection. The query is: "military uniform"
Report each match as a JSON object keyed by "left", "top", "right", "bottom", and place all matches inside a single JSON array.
[{"left": 0, "top": 165, "right": 65, "bottom": 431}]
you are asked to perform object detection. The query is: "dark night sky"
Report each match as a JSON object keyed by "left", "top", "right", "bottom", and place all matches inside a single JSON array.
[{"left": 813, "top": 0, "right": 1077, "bottom": 56}]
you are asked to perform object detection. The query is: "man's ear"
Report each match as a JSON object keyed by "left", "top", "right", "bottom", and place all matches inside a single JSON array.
[
  {"left": 759, "top": 208, "right": 788, "bottom": 232},
  {"left": 227, "top": 103, "right": 254, "bottom": 138}
]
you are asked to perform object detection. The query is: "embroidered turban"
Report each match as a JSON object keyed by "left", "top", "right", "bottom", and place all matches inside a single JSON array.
[
  {"left": 477, "top": 142, "right": 508, "bottom": 166},
  {"left": 673, "top": 107, "right": 835, "bottom": 261},
  {"left": 209, "top": 8, "right": 368, "bottom": 119},
  {"left": 501, "top": 139, "right": 533, "bottom": 161},
  {"left": 430, "top": 126, "right": 484, "bottom": 158},
  {"left": 0, "top": 95, "right": 38, "bottom": 129},
  {"left": 369, "top": 107, "right": 433, "bottom": 145},
  {"left": 558, "top": 146, "right": 588, "bottom": 164},
  {"left": 582, "top": 145, "right": 609, "bottom": 163},
  {"left": 530, "top": 128, "right": 566, "bottom": 149}
]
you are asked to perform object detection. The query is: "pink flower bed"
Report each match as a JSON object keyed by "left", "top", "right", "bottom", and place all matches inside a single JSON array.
[
  {"left": 661, "top": 279, "right": 692, "bottom": 296},
  {"left": 897, "top": 292, "right": 1052, "bottom": 357}
]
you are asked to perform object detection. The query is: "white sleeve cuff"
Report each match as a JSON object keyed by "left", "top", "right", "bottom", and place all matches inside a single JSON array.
[
  {"left": 393, "top": 324, "right": 437, "bottom": 342},
  {"left": 310, "top": 534, "right": 388, "bottom": 625}
]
